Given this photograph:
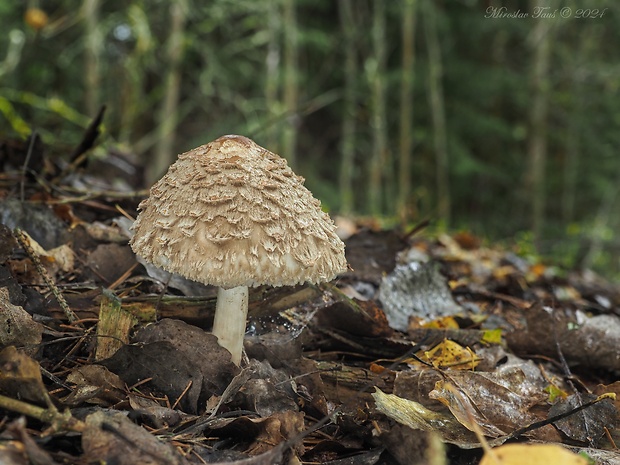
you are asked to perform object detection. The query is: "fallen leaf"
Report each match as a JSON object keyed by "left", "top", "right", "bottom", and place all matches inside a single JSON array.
[
  {"left": 0, "top": 346, "right": 50, "bottom": 406},
  {"left": 0, "top": 288, "right": 43, "bottom": 352},
  {"left": 549, "top": 393, "right": 618, "bottom": 446},
  {"left": 372, "top": 387, "right": 488, "bottom": 449},
  {"left": 63, "top": 365, "right": 125, "bottom": 407},
  {"left": 82, "top": 410, "right": 184, "bottom": 465},
  {"left": 479, "top": 443, "right": 588, "bottom": 465},
  {"left": 378, "top": 261, "right": 462, "bottom": 331},
  {"left": 423, "top": 339, "right": 480, "bottom": 370}
]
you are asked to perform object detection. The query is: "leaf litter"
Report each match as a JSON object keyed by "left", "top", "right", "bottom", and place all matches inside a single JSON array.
[{"left": 0, "top": 135, "right": 619, "bottom": 464}]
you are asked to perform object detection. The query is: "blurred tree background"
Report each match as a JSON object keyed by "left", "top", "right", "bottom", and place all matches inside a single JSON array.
[{"left": 1, "top": 0, "right": 620, "bottom": 276}]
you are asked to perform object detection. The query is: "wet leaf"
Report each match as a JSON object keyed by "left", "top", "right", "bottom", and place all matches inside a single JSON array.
[{"left": 549, "top": 393, "right": 618, "bottom": 446}]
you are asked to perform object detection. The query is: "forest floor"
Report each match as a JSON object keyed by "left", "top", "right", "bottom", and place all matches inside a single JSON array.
[{"left": 0, "top": 135, "right": 619, "bottom": 465}]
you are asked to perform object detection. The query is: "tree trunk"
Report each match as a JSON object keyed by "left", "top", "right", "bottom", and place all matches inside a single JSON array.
[
  {"left": 424, "top": 0, "right": 450, "bottom": 226},
  {"left": 83, "top": 0, "right": 101, "bottom": 117},
  {"left": 525, "top": 0, "right": 555, "bottom": 242},
  {"left": 398, "top": 0, "right": 418, "bottom": 224},
  {"left": 264, "top": 0, "right": 281, "bottom": 152},
  {"left": 281, "top": 0, "right": 298, "bottom": 169},
  {"left": 369, "top": 0, "right": 388, "bottom": 217},
  {"left": 338, "top": 0, "right": 357, "bottom": 215},
  {"left": 149, "top": 0, "right": 187, "bottom": 183},
  {"left": 562, "top": 88, "right": 579, "bottom": 224},
  {"left": 580, "top": 174, "right": 620, "bottom": 270},
  {"left": 118, "top": 4, "right": 151, "bottom": 147}
]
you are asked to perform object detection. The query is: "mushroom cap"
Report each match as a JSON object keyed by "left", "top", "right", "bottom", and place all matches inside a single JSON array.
[{"left": 130, "top": 135, "right": 347, "bottom": 289}]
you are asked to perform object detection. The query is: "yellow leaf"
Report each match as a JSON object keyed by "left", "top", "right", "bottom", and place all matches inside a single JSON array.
[
  {"left": 424, "top": 316, "right": 460, "bottom": 329},
  {"left": 424, "top": 339, "right": 479, "bottom": 370},
  {"left": 479, "top": 444, "right": 588, "bottom": 465},
  {"left": 481, "top": 328, "right": 502, "bottom": 345}
]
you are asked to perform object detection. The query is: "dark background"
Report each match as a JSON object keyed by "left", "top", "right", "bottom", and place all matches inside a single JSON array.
[{"left": 1, "top": 0, "right": 619, "bottom": 276}]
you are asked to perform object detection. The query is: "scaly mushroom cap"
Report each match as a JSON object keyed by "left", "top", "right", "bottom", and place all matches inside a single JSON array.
[{"left": 130, "top": 135, "right": 347, "bottom": 288}]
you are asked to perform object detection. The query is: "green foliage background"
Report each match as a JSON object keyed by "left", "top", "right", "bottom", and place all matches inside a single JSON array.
[{"left": 1, "top": 0, "right": 620, "bottom": 276}]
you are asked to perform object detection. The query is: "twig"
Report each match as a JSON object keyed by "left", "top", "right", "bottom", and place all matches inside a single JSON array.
[
  {"left": 507, "top": 393, "right": 616, "bottom": 440},
  {"left": 171, "top": 380, "right": 193, "bottom": 410},
  {"left": 0, "top": 393, "right": 85, "bottom": 433},
  {"left": 12, "top": 228, "right": 81, "bottom": 325}
]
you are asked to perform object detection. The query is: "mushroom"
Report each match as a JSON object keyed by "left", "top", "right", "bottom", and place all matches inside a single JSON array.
[{"left": 130, "top": 135, "right": 347, "bottom": 365}]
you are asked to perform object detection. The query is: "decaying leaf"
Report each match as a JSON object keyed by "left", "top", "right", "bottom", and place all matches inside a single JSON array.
[
  {"left": 0, "top": 346, "right": 50, "bottom": 406},
  {"left": 100, "top": 340, "right": 205, "bottom": 414},
  {"left": 95, "top": 290, "right": 137, "bottom": 361},
  {"left": 0, "top": 288, "right": 43, "bottom": 352},
  {"left": 378, "top": 423, "right": 446, "bottom": 465},
  {"left": 429, "top": 380, "right": 508, "bottom": 438},
  {"left": 549, "top": 393, "right": 618, "bottom": 446},
  {"left": 378, "top": 261, "right": 462, "bottom": 331},
  {"left": 63, "top": 365, "right": 126, "bottom": 407},
  {"left": 428, "top": 368, "right": 554, "bottom": 440},
  {"left": 82, "top": 410, "right": 184, "bottom": 465},
  {"left": 372, "top": 388, "right": 489, "bottom": 449},
  {"left": 86, "top": 243, "right": 137, "bottom": 285},
  {"left": 101, "top": 318, "right": 239, "bottom": 414},
  {"left": 506, "top": 303, "right": 620, "bottom": 372},
  {"left": 15, "top": 230, "right": 75, "bottom": 275},
  {"left": 128, "top": 394, "right": 186, "bottom": 428}
]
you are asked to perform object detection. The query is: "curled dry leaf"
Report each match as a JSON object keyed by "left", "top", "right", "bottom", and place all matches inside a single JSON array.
[
  {"left": 428, "top": 368, "right": 557, "bottom": 441},
  {"left": 429, "top": 380, "right": 506, "bottom": 438},
  {"left": 372, "top": 388, "right": 487, "bottom": 449}
]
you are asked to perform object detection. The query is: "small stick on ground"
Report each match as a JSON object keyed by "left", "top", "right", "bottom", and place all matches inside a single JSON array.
[{"left": 13, "top": 228, "right": 81, "bottom": 326}]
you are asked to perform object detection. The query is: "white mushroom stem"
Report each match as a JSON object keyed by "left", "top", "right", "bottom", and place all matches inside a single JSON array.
[{"left": 212, "top": 286, "right": 249, "bottom": 365}]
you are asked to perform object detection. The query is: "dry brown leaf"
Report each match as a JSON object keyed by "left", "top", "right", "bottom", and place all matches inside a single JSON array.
[
  {"left": 0, "top": 288, "right": 42, "bottom": 352},
  {"left": 372, "top": 387, "right": 491, "bottom": 449},
  {"left": 0, "top": 346, "right": 50, "bottom": 406},
  {"left": 82, "top": 410, "right": 184, "bottom": 465}
]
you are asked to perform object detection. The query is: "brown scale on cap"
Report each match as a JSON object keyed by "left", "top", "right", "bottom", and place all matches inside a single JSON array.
[{"left": 130, "top": 135, "right": 347, "bottom": 289}]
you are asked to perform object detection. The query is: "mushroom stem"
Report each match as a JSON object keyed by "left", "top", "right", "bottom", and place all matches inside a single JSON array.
[{"left": 212, "top": 286, "right": 249, "bottom": 365}]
